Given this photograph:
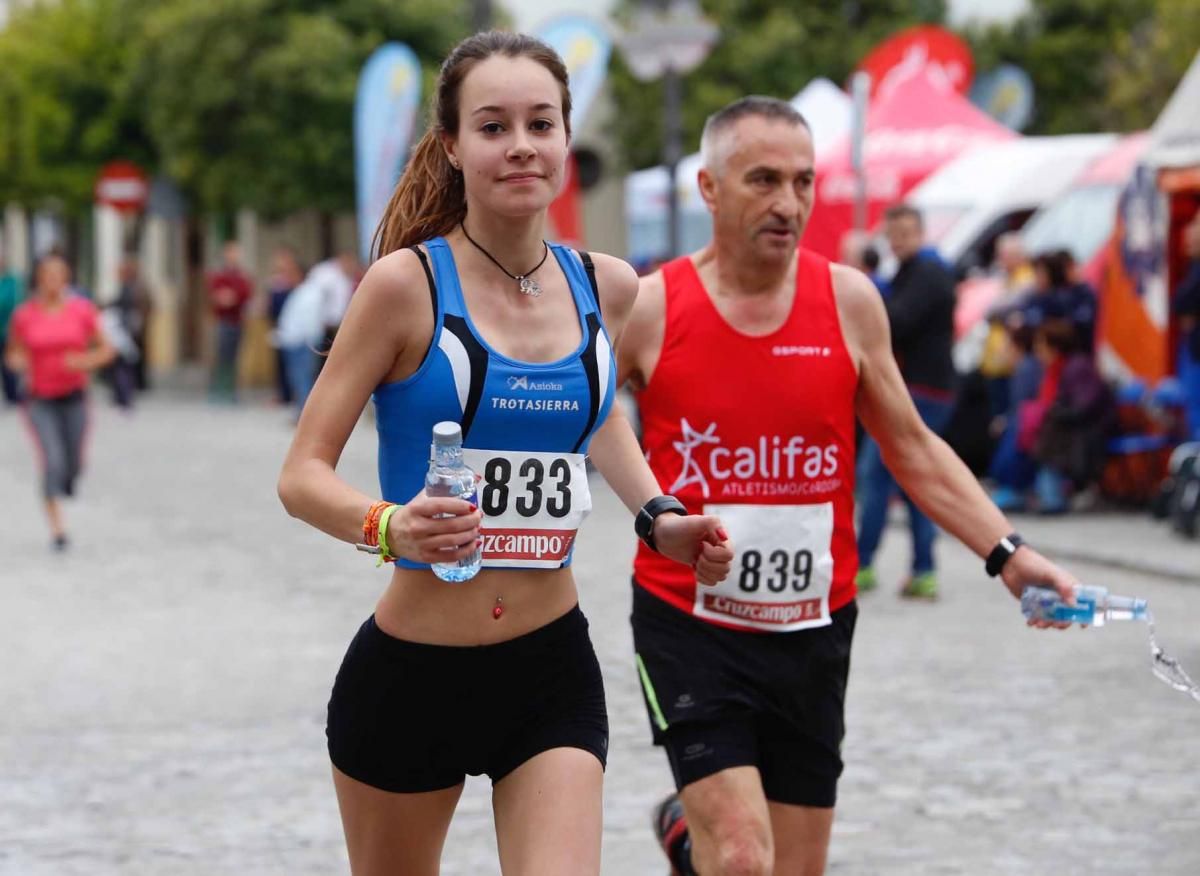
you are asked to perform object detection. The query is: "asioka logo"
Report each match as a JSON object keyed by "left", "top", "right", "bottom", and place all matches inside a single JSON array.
[
  {"left": 669, "top": 418, "right": 841, "bottom": 499},
  {"left": 507, "top": 374, "right": 563, "bottom": 392}
]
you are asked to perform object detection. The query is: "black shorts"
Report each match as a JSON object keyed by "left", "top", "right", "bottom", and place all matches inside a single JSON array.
[
  {"left": 631, "top": 582, "right": 857, "bottom": 808},
  {"left": 327, "top": 605, "right": 608, "bottom": 793}
]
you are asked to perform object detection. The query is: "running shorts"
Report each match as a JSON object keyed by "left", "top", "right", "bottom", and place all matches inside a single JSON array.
[
  {"left": 631, "top": 581, "right": 857, "bottom": 808},
  {"left": 327, "top": 604, "right": 608, "bottom": 793}
]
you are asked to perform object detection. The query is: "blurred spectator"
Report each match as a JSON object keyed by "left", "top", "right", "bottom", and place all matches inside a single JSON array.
[
  {"left": 309, "top": 251, "right": 359, "bottom": 378},
  {"left": 979, "top": 233, "right": 1036, "bottom": 422},
  {"left": 274, "top": 273, "right": 324, "bottom": 419},
  {"left": 316, "top": 251, "right": 358, "bottom": 340},
  {"left": 1021, "top": 250, "right": 1096, "bottom": 355},
  {"left": 99, "top": 254, "right": 152, "bottom": 409},
  {"left": 1173, "top": 212, "right": 1200, "bottom": 439},
  {"left": 839, "top": 229, "right": 887, "bottom": 295},
  {"left": 98, "top": 308, "right": 137, "bottom": 409},
  {"left": 1029, "top": 319, "right": 1116, "bottom": 513},
  {"left": 839, "top": 229, "right": 869, "bottom": 270},
  {"left": 273, "top": 252, "right": 357, "bottom": 418},
  {"left": 115, "top": 254, "right": 153, "bottom": 390},
  {"left": 861, "top": 245, "right": 885, "bottom": 292},
  {"left": 0, "top": 253, "right": 25, "bottom": 405},
  {"left": 988, "top": 320, "right": 1042, "bottom": 511},
  {"left": 1056, "top": 248, "right": 1098, "bottom": 356},
  {"left": 267, "top": 247, "right": 305, "bottom": 405},
  {"left": 856, "top": 203, "right": 956, "bottom": 599},
  {"left": 206, "top": 241, "right": 253, "bottom": 403},
  {"left": 1020, "top": 251, "right": 1070, "bottom": 328},
  {"left": 995, "top": 232, "right": 1035, "bottom": 293}
]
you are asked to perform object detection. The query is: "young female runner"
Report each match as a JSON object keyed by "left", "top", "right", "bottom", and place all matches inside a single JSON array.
[{"left": 278, "top": 31, "right": 733, "bottom": 875}]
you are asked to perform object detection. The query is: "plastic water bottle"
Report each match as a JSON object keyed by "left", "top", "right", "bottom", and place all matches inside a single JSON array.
[
  {"left": 425, "top": 421, "right": 481, "bottom": 583},
  {"left": 1021, "top": 584, "right": 1148, "bottom": 626}
]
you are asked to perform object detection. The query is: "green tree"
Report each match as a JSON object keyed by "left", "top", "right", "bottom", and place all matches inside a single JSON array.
[
  {"left": 964, "top": 0, "right": 1156, "bottom": 134},
  {"left": 125, "top": 0, "right": 469, "bottom": 218},
  {"left": 0, "top": 0, "right": 152, "bottom": 209},
  {"left": 0, "top": 0, "right": 469, "bottom": 216},
  {"left": 1101, "top": 0, "right": 1200, "bottom": 132},
  {"left": 608, "top": 0, "right": 946, "bottom": 171}
]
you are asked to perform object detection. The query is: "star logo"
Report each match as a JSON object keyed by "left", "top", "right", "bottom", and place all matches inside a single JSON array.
[{"left": 669, "top": 418, "right": 720, "bottom": 498}]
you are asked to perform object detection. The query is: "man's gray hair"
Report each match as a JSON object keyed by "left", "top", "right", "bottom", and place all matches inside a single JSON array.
[{"left": 699, "top": 96, "right": 810, "bottom": 172}]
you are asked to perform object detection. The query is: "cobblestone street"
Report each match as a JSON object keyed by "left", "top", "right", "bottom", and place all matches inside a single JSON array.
[{"left": 3, "top": 395, "right": 1199, "bottom": 875}]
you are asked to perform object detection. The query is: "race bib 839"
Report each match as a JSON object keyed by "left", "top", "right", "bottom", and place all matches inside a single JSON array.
[{"left": 696, "top": 502, "right": 834, "bottom": 632}]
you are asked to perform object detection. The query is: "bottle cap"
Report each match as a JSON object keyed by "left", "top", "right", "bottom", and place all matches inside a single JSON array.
[{"left": 432, "top": 421, "right": 463, "bottom": 446}]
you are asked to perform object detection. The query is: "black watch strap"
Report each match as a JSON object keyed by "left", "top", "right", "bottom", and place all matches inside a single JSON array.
[
  {"left": 635, "top": 495, "right": 687, "bottom": 553},
  {"left": 985, "top": 533, "right": 1025, "bottom": 577}
]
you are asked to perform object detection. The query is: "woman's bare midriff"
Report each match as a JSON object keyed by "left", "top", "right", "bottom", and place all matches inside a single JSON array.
[{"left": 374, "top": 565, "right": 581, "bottom": 646}]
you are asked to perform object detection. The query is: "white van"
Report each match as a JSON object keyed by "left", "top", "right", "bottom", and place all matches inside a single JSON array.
[{"left": 906, "top": 134, "right": 1117, "bottom": 276}]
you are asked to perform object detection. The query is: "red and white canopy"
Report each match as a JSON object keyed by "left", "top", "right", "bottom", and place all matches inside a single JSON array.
[{"left": 805, "top": 70, "right": 1015, "bottom": 260}]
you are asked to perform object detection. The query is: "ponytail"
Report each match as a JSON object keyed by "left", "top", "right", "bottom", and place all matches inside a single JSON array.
[{"left": 372, "top": 130, "right": 465, "bottom": 259}]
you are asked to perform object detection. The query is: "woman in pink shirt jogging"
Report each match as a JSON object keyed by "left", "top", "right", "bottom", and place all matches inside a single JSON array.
[{"left": 4, "top": 253, "right": 115, "bottom": 550}]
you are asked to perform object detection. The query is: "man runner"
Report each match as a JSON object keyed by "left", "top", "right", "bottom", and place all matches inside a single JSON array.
[{"left": 618, "top": 96, "right": 1079, "bottom": 876}]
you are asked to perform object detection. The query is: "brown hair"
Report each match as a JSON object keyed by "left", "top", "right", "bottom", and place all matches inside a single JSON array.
[
  {"left": 883, "top": 203, "right": 923, "bottom": 227},
  {"left": 372, "top": 31, "right": 572, "bottom": 260},
  {"left": 1032, "top": 250, "right": 1069, "bottom": 289}
]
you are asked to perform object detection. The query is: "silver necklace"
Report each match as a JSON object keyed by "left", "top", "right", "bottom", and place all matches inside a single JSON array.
[{"left": 460, "top": 222, "right": 549, "bottom": 297}]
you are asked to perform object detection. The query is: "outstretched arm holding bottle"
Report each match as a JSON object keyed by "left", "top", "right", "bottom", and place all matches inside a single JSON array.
[{"left": 835, "top": 262, "right": 1079, "bottom": 626}]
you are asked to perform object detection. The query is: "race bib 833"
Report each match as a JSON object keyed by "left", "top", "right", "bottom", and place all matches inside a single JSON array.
[{"left": 463, "top": 448, "right": 591, "bottom": 568}]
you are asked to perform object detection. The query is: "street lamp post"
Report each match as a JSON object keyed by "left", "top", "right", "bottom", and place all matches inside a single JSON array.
[
  {"left": 618, "top": 0, "right": 718, "bottom": 260},
  {"left": 849, "top": 71, "right": 871, "bottom": 233}
]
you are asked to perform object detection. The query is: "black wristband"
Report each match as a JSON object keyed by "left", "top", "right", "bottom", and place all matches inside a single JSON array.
[
  {"left": 635, "top": 495, "right": 687, "bottom": 553},
  {"left": 985, "top": 532, "right": 1025, "bottom": 577}
]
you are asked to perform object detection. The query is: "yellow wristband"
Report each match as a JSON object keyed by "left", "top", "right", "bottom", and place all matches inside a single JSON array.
[{"left": 375, "top": 503, "right": 401, "bottom": 566}]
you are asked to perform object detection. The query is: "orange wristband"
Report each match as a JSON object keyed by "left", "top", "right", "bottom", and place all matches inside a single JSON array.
[{"left": 363, "top": 500, "right": 392, "bottom": 547}]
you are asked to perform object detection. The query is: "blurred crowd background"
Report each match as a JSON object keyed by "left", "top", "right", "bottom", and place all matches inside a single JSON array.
[{"left": 1, "top": 0, "right": 1199, "bottom": 533}]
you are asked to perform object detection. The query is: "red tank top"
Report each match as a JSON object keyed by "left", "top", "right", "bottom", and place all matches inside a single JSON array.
[{"left": 633, "top": 249, "right": 859, "bottom": 632}]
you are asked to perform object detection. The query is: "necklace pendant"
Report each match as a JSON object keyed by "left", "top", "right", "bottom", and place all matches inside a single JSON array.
[{"left": 518, "top": 275, "right": 542, "bottom": 297}]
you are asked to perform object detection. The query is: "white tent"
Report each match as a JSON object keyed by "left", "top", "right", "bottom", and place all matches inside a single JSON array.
[
  {"left": 624, "top": 78, "right": 853, "bottom": 264},
  {"left": 1145, "top": 49, "right": 1200, "bottom": 169}
]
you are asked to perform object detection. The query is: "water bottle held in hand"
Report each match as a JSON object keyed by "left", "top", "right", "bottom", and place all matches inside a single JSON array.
[
  {"left": 426, "top": 421, "right": 481, "bottom": 583},
  {"left": 1020, "top": 584, "right": 1147, "bottom": 626},
  {"left": 1022, "top": 585, "right": 1200, "bottom": 703}
]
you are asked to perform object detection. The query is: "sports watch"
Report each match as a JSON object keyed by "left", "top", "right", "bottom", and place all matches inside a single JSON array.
[
  {"left": 985, "top": 532, "right": 1026, "bottom": 577},
  {"left": 635, "top": 495, "right": 687, "bottom": 553}
]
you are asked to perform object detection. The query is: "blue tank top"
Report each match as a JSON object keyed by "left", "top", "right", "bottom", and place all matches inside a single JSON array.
[{"left": 374, "top": 236, "right": 616, "bottom": 570}]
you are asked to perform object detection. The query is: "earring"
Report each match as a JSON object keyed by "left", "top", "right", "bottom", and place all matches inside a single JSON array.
[{"left": 449, "top": 158, "right": 460, "bottom": 170}]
